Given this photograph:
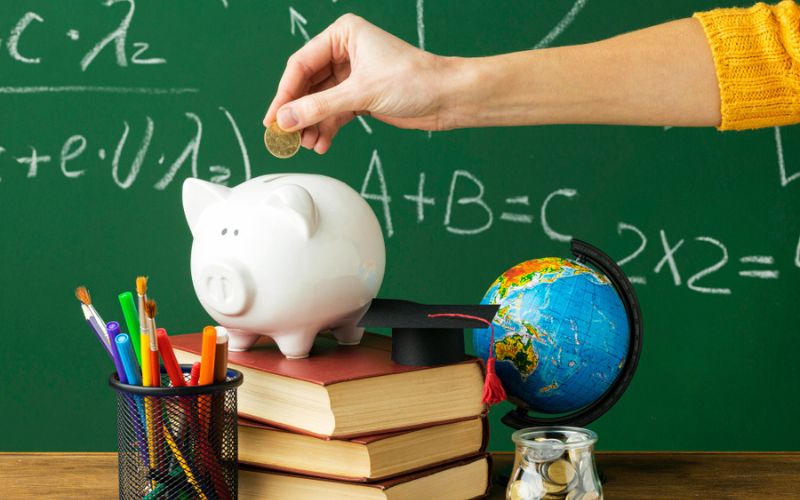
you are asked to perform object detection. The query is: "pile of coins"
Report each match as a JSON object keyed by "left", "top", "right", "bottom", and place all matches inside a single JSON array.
[
  {"left": 507, "top": 436, "right": 602, "bottom": 500},
  {"left": 264, "top": 122, "right": 301, "bottom": 159}
]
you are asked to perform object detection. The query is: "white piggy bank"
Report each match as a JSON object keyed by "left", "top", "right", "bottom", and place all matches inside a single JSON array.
[{"left": 182, "top": 174, "right": 385, "bottom": 358}]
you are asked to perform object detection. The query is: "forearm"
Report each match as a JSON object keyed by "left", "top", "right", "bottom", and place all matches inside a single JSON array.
[{"left": 441, "top": 18, "right": 720, "bottom": 129}]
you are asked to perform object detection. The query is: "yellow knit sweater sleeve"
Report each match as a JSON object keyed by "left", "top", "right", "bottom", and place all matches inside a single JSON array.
[{"left": 694, "top": 1, "right": 800, "bottom": 130}]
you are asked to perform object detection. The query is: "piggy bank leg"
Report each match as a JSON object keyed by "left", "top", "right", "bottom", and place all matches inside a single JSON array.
[
  {"left": 274, "top": 330, "right": 317, "bottom": 359},
  {"left": 227, "top": 329, "right": 261, "bottom": 352},
  {"left": 332, "top": 324, "right": 365, "bottom": 346}
]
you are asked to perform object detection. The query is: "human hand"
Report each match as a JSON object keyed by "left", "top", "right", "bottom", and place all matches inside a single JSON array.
[{"left": 263, "top": 14, "right": 451, "bottom": 154}]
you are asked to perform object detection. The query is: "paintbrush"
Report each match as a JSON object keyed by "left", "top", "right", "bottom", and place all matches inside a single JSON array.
[
  {"left": 136, "top": 276, "right": 148, "bottom": 338},
  {"left": 75, "top": 286, "right": 111, "bottom": 354},
  {"left": 144, "top": 299, "right": 161, "bottom": 387}
]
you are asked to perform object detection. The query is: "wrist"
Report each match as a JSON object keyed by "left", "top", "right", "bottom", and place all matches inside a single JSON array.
[
  {"left": 435, "top": 56, "right": 486, "bottom": 129},
  {"left": 436, "top": 52, "right": 549, "bottom": 129}
]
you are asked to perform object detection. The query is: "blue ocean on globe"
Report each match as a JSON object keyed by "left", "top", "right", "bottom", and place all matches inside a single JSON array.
[{"left": 473, "top": 257, "right": 629, "bottom": 413}]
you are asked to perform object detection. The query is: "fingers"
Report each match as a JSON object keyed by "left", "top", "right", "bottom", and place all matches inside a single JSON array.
[
  {"left": 301, "top": 125, "right": 319, "bottom": 149},
  {"left": 275, "top": 80, "right": 362, "bottom": 132},
  {"left": 304, "top": 74, "right": 354, "bottom": 153},
  {"left": 264, "top": 15, "right": 357, "bottom": 127},
  {"left": 312, "top": 112, "right": 354, "bottom": 154}
]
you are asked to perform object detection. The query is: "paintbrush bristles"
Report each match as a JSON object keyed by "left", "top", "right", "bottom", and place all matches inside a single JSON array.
[
  {"left": 144, "top": 299, "right": 157, "bottom": 319},
  {"left": 136, "top": 276, "right": 148, "bottom": 296},
  {"left": 75, "top": 286, "right": 91, "bottom": 305}
]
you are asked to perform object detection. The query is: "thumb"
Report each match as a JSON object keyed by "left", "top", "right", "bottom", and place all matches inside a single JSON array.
[{"left": 277, "top": 82, "right": 361, "bottom": 131}]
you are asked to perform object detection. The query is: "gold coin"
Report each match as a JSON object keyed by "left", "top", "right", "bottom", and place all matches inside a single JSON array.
[
  {"left": 543, "top": 480, "right": 567, "bottom": 494},
  {"left": 264, "top": 122, "right": 301, "bottom": 159},
  {"left": 544, "top": 459, "right": 577, "bottom": 486}
]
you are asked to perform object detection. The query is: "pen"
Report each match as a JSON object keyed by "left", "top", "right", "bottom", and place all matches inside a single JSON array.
[
  {"left": 157, "top": 328, "right": 185, "bottom": 387},
  {"left": 199, "top": 326, "right": 217, "bottom": 386},
  {"left": 189, "top": 362, "right": 201, "bottom": 386},
  {"left": 106, "top": 321, "right": 127, "bottom": 384},
  {"left": 118, "top": 291, "right": 142, "bottom": 364},
  {"left": 116, "top": 333, "right": 142, "bottom": 386},
  {"left": 115, "top": 333, "right": 149, "bottom": 468},
  {"left": 213, "top": 327, "right": 229, "bottom": 384}
]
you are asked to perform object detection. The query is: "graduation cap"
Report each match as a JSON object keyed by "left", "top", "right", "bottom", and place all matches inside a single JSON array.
[{"left": 358, "top": 298, "right": 501, "bottom": 367}]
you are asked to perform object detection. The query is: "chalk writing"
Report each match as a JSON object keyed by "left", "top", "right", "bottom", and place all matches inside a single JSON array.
[
  {"left": 616, "top": 222, "right": 647, "bottom": 285},
  {"left": 8, "top": 12, "right": 44, "bottom": 64},
  {"left": 687, "top": 236, "right": 731, "bottom": 295},
  {"left": 654, "top": 230, "right": 684, "bottom": 286},
  {"left": 775, "top": 127, "right": 799, "bottom": 187},
  {"left": 15, "top": 147, "right": 51, "bottom": 178},
  {"left": 445, "top": 170, "right": 493, "bottom": 235},
  {"left": 533, "top": 0, "right": 588, "bottom": 49},
  {"left": 61, "top": 136, "right": 88, "bottom": 179},
  {"left": 403, "top": 172, "right": 435, "bottom": 223},
  {"left": 289, "top": 7, "right": 310, "bottom": 43},
  {"left": 541, "top": 188, "right": 577, "bottom": 242},
  {"left": 360, "top": 149, "right": 394, "bottom": 237}
]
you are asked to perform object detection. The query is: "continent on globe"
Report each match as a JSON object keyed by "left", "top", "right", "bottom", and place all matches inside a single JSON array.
[
  {"left": 474, "top": 257, "right": 630, "bottom": 414},
  {"left": 494, "top": 334, "right": 537, "bottom": 377}
]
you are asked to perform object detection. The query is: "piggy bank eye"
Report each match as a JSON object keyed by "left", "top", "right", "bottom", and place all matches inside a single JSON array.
[
  {"left": 221, "top": 228, "right": 228, "bottom": 235},
  {"left": 234, "top": 229, "right": 239, "bottom": 236}
]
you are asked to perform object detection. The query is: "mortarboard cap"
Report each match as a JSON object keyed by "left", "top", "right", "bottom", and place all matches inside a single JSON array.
[{"left": 358, "top": 298, "right": 500, "bottom": 366}]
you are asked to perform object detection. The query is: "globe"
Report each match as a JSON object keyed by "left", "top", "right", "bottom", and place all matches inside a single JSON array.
[{"left": 473, "top": 257, "right": 630, "bottom": 414}]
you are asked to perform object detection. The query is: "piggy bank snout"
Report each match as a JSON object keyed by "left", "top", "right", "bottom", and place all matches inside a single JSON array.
[{"left": 199, "top": 260, "right": 252, "bottom": 316}]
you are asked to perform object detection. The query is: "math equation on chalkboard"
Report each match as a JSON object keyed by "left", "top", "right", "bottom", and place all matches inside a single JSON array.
[{"left": 0, "top": 0, "right": 797, "bottom": 298}]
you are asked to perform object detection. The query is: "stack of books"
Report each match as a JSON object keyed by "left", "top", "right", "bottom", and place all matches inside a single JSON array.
[{"left": 173, "top": 332, "right": 491, "bottom": 499}]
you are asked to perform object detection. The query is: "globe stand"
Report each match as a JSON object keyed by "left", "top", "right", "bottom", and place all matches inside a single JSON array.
[{"left": 501, "top": 239, "right": 644, "bottom": 429}]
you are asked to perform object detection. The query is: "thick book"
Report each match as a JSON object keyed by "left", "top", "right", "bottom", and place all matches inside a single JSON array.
[
  {"left": 238, "top": 416, "right": 487, "bottom": 482},
  {"left": 238, "top": 454, "right": 491, "bottom": 499},
  {"left": 171, "top": 332, "right": 485, "bottom": 438}
]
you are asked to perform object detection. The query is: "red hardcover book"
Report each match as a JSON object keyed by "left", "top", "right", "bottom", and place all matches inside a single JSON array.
[
  {"left": 238, "top": 416, "right": 488, "bottom": 482},
  {"left": 239, "top": 454, "right": 492, "bottom": 499},
  {"left": 171, "top": 332, "right": 486, "bottom": 438}
]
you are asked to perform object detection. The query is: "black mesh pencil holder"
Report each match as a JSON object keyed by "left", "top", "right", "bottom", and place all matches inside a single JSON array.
[{"left": 109, "top": 366, "right": 243, "bottom": 500}]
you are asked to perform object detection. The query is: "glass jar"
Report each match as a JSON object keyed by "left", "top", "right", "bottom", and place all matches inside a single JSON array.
[{"left": 507, "top": 427, "right": 602, "bottom": 500}]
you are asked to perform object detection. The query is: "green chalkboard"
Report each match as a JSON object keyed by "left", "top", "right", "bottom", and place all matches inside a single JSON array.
[{"left": 1, "top": 0, "right": 798, "bottom": 453}]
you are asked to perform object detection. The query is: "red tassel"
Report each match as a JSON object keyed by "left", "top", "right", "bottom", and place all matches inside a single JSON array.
[
  {"left": 482, "top": 357, "right": 507, "bottom": 405},
  {"left": 427, "top": 312, "right": 507, "bottom": 406}
]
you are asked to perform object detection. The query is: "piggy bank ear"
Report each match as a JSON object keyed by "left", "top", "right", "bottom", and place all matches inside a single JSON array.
[
  {"left": 182, "top": 178, "right": 230, "bottom": 236},
  {"left": 265, "top": 184, "right": 319, "bottom": 239}
]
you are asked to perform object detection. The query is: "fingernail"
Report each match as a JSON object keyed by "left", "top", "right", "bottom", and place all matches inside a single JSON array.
[{"left": 277, "top": 107, "right": 298, "bottom": 129}]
